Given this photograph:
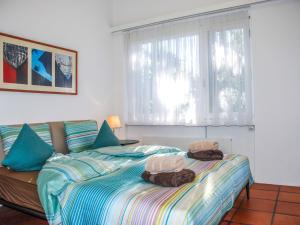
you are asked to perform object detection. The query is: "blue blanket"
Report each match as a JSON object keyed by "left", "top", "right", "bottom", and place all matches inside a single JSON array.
[{"left": 38, "top": 145, "right": 252, "bottom": 225}]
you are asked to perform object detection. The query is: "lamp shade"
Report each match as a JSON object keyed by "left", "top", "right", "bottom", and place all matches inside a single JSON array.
[{"left": 107, "top": 115, "right": 121, "bottom": 129}]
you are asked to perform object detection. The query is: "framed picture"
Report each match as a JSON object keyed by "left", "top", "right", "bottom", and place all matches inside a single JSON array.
[{"left": 0, "top": 32, "right": 77, "bottom": 95}]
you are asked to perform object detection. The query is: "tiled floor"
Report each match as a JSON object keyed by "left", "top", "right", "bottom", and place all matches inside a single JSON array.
[
  {"left": 0, "top": 183, "right": 300, "bottom": 225},
  {"left": 221, "top": 183, "right": 300, "bottom": 225}
]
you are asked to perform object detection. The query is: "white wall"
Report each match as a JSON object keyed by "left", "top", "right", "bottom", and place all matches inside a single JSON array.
[
  {"left": 0, "top": 0, "right": 113, "bottom": 126},
  {"left": 251, "top": 0, "right": 300, "bottom": 186},
  {"left": 111, "top": 0, "right": 300, "bottom": 186}
]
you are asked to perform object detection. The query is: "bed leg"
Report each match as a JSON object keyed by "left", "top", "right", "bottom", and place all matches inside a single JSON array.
[{"left": 246, "top": 181, "right": 250, "bottom": 200}]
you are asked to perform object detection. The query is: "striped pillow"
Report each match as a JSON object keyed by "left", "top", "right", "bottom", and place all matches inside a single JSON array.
[
  {"left": 64, "top": 120, "right": 98, "bottom": 153},
  {"left": 0, "top": 123, "right": 53, "bottom": 155}
]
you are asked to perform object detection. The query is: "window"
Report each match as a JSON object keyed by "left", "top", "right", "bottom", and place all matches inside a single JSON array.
[{"left": 126, "top": 11, "right": 252, "bottom": 126}]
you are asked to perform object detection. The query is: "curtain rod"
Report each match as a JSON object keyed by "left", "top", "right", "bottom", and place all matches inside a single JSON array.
[
  {"left": 125, "top": 124, "right": 255, "bottom": 128},
  {"left": 111, "top": 0, "right": 276, "bottom": 33}
]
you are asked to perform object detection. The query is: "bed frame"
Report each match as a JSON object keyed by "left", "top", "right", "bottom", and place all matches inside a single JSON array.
[
  {"left": 0, "top": 198, "right": 46, "bottom": 220},
  {"left": 0, "top": 180, "right": 250, "bottom": 222},
  {"left": 246, "top": 180, "right": 250, "bottom": 199}
]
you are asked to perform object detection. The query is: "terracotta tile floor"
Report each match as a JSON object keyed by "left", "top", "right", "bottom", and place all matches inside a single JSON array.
[
  {"left": 0, "top": 183, "right": 300, "bottom": 225},
  {"left": 221, "top": 183, "right": 300, "bottom": 225}
]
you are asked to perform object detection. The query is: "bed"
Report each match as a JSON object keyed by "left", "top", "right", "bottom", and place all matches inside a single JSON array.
[
  {"left": 38, "top": 145, "right": 252, "bottom": 225},
  {"left": 0, "top": 121, "right": 252, "bottom": 225}
]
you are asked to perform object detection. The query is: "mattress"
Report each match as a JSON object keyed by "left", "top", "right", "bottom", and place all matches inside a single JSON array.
[{"left": 0, "top": 167, "right": 43, "bottom": 213}]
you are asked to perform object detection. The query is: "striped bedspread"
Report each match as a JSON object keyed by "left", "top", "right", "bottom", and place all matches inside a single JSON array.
[{"left": 37, "top": 145, "right": 252, "bottom": 225}]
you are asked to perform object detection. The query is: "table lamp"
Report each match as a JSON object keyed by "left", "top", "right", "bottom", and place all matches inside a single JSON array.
[{"left": 107, "top": 115, "right": 121, "bottom": 133}]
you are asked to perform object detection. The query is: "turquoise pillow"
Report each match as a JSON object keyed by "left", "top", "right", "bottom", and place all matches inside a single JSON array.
[
  {"left": 0, "top": 123, "right": 53, "bottom": 155},
  {"left": 91, "top": 120, "right": 120, "bottom": 149},
  {"left": 2, "top": 124, "right": 54, "bottom": 171}
]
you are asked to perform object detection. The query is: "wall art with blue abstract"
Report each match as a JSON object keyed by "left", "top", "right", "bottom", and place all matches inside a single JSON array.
[{"left": 32, "top": 49, "right": 52, "bottom": 86}]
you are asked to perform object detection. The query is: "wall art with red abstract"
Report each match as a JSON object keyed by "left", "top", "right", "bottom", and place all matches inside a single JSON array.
[{"left": 0, "top": 32, "right": 77, "bottom": 95}]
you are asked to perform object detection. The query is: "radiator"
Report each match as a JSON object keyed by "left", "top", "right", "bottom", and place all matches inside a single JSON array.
[{"left": 141, "top": 136, "right": 232, "bottom": 153}]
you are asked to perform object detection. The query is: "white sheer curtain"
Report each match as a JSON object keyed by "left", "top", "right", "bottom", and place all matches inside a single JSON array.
[{"left": 125, "top": 10, "right": 252, "bottom": 126}]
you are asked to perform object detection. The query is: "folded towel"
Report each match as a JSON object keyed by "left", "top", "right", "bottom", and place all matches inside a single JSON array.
[
  {"left": 145, "top": 155, "right": 186, "bottom": 174},
  {"left": 189, "top": 141, "right": 219, "bottom": 153},
  {"left": 142, "top": 169, "right": 195, "bottom": 187},
  {"left": 187, "top": 150, "right": 223, "bottom": 161}
]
